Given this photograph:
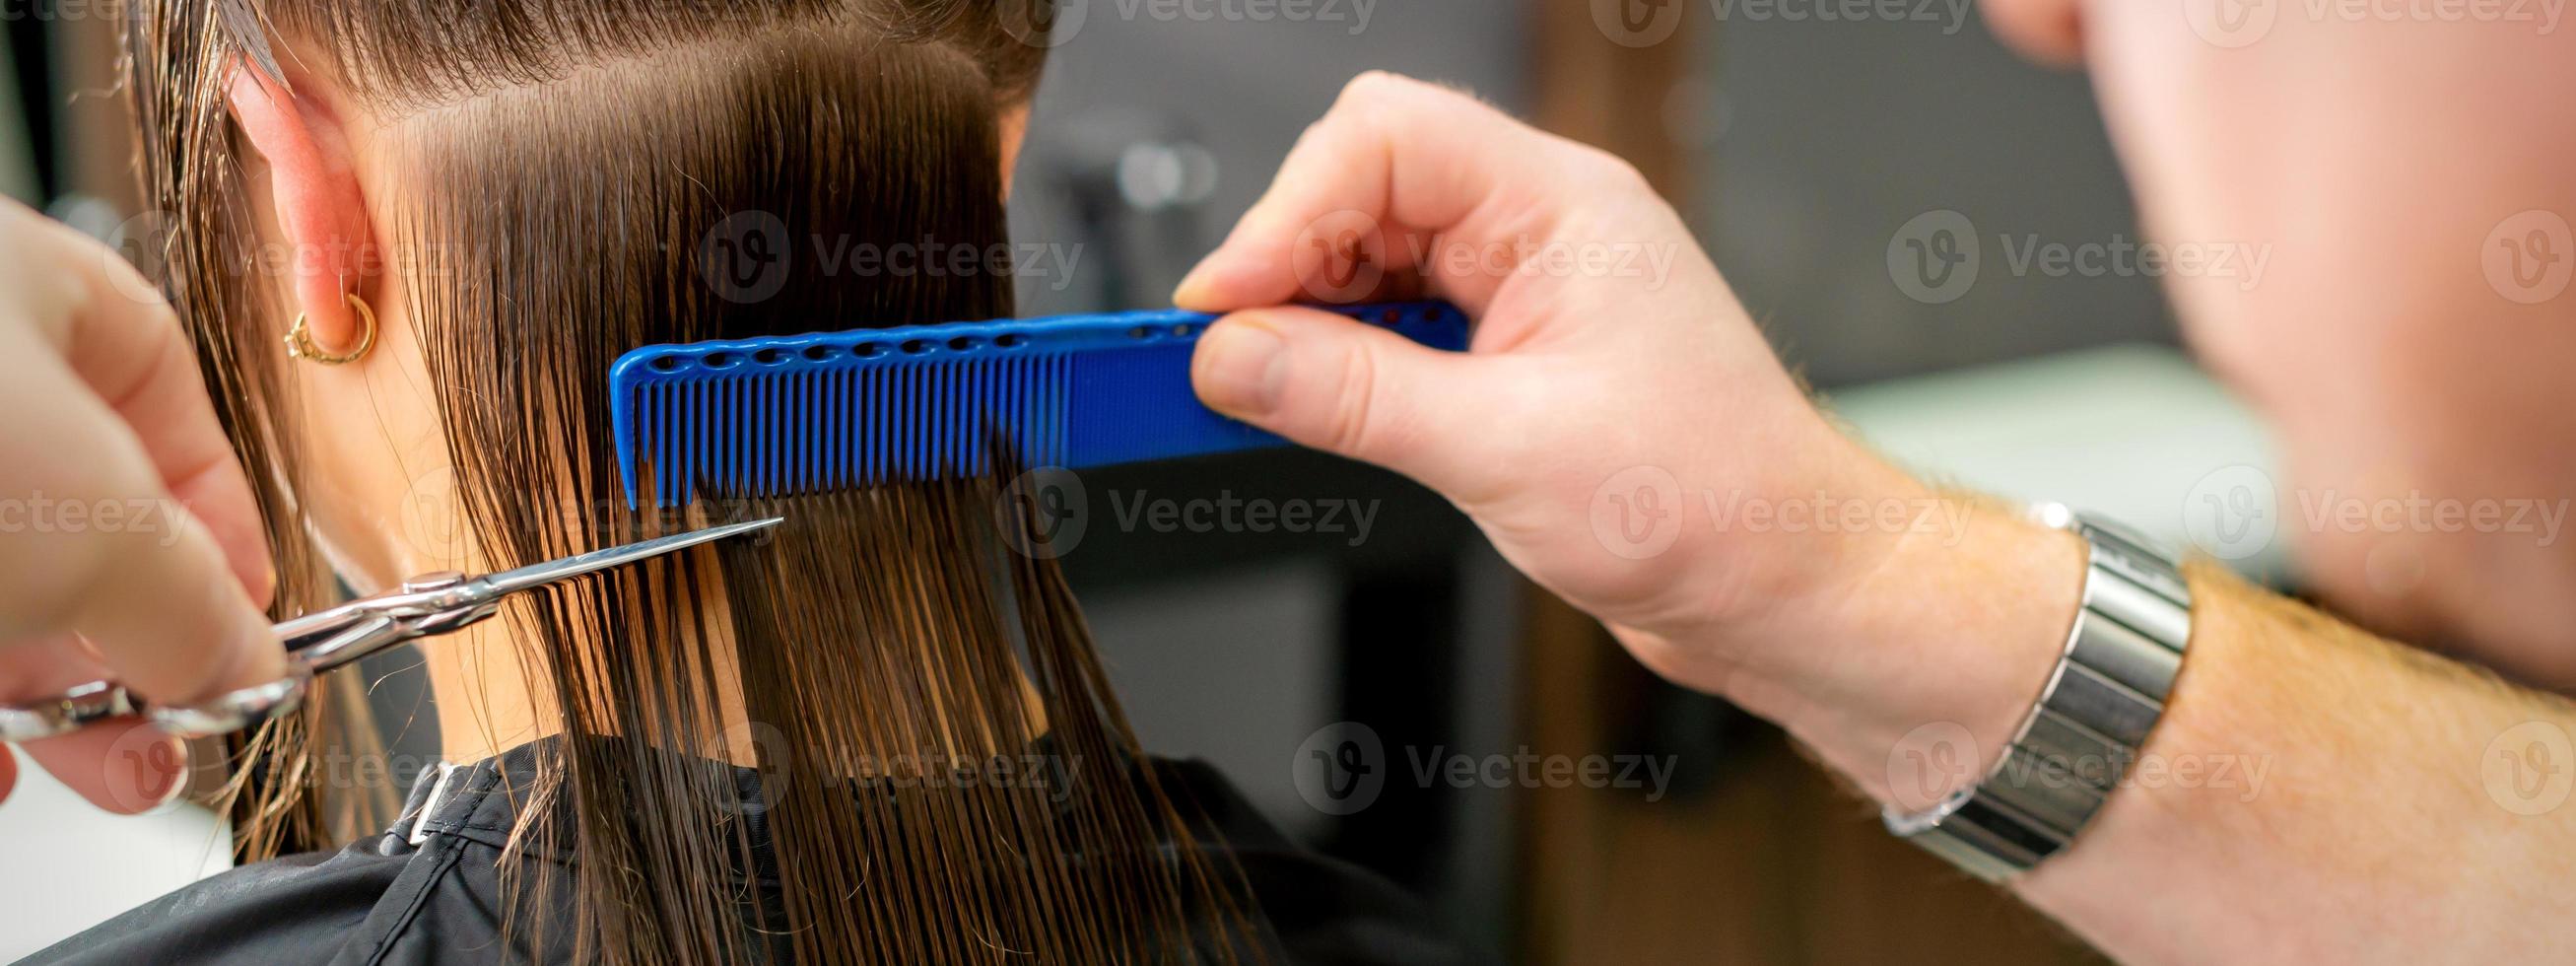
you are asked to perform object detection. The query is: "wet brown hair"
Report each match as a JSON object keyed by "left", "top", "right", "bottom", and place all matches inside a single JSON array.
[{"left": 126, "top": 1, "right": 1259, "bottom": 961}]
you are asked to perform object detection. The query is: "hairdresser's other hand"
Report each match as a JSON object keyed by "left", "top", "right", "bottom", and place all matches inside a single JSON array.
[
  {"left": 0, "top": 198, "right": 283, "bottom": 813},
  {"left": 1181, "top": 74, "right": 2078, "bottom": 772},
  {"left": 1177, "top": 71, "right": 1906, "bottom": 685}
]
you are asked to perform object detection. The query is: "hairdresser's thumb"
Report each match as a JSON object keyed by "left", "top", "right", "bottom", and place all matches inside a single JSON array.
[{"left": 1191, "top": 307, "right": 1488, "bottom": 497}]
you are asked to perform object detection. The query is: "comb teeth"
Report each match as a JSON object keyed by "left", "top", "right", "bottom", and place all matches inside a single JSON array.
[
  {"left": 620, "top": 352, "right": 1077, "bottom": 506},
  {"left": 609, "top": 302, "right": 1469, "bottom": 508}
]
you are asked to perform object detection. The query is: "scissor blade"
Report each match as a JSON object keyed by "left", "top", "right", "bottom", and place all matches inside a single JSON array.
[{"left": 477, "top": 517, "right": 785, "bottom": 597}]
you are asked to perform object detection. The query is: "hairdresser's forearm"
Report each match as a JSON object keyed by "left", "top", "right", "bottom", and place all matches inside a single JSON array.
[
  {"left": 1611, "top": 471, "right": 2086, "bottom": 803},
  {"left": 1679, "top": 495, "right": 2576, "bottom": 963},
  {"left": 2016, "top": 568, "right": 2576, "bottom": 963}
]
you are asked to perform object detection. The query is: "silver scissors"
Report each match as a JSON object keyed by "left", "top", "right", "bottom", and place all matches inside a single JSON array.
[{"left": 0, "top": 517, "right": 782, "bottom": 742}]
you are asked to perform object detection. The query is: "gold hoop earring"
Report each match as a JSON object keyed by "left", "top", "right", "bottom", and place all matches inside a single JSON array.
[{"left": 284, "top": 293, "right": 379, "bottom": 365}]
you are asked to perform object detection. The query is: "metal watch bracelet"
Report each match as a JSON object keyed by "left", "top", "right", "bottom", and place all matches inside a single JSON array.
[{"left": 1883, "top": 505, "right": 2194, "bottom": 881}]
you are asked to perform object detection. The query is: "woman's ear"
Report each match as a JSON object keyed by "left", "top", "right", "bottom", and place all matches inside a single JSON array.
[{"left": 226, "top": 64, "right": 378, "bottom": 357}]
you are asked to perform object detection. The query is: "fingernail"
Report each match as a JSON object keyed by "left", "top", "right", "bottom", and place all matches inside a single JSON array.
[
  {"left": 1174, "top": 253, "right": 1226, "bottom": 308},
  {"left": 1195, "top": 322, "right": 1288, "bottom": 416},
  {"left": 223, "top": 600, "right": 291, "bottom": 693},
  {"left": 149, "top": 739, "right": 190, "bottom": 808}
]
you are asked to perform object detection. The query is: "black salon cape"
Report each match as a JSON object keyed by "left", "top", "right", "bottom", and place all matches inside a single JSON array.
[{"left": 21, "top": 739, "right": 1482, "bottom": 965}]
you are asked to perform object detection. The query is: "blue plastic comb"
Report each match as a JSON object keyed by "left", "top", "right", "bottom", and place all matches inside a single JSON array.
[{"left": 609, "top": 301, "right": 1469, "bottom": 507}]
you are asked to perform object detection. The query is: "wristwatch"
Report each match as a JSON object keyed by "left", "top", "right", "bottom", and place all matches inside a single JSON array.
[{"left": 1883, "top": 505, "right": 2194, "bottom": 881}]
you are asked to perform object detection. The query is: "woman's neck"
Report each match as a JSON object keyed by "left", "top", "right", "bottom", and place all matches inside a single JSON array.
[
  {"left": 402, "top": 535, "right": 750, "bottom": 763},
  {"left": 424, "top": 620, "right": 565, "bottom": 763},
  {"left": 422, "top": 603, "right": 760, "bottom": 764}
]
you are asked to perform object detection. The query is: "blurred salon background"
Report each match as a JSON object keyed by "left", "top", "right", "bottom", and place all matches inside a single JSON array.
[{"left": 1, "top": 1, "right": 2276, "bottom": 961}]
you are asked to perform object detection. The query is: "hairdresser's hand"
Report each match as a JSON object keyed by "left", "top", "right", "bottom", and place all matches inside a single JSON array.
[
  {"left": 1182, "top": 74, "right": 2079, "bottom": 788},
  {"left": 0, "top": 199, "right": 284, "bottom": 814}
]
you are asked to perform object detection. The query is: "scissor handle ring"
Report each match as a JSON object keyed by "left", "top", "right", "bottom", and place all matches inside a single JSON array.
[
  {"left": 150, "top": 664, "right": 315, "bottom": 737},
  {"left": 0, "top": 680, "right": 137, "bottom": 743},
  {"left": 0, "top": 665, "right": 315, "bottom": 743}
]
